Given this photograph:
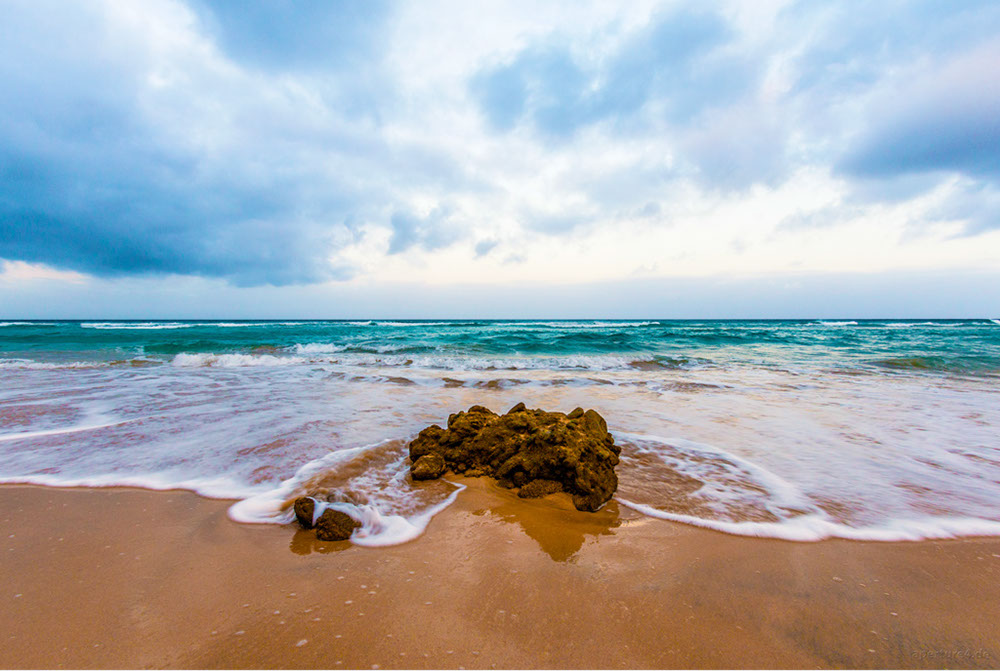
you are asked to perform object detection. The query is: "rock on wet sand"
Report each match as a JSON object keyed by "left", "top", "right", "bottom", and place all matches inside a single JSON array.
[
  {"left": 408, "top": 403, "right": 620, "bottom": 512},
  {"left": 292, "top": 498, "right": 360, "bottom": 541}
]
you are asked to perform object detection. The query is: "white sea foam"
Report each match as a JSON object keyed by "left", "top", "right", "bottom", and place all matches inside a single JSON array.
[
  {"left": 318, "top": 353, "right": 647, "bottom": 371},
  {"left": 617, "top": 499, "right": 1000, "bottom": 541},
  {"left": 82, "top": 322, "right": 195, "bottom": 330},
  {"left": 0, "top": 358, "right": 101, "bottom": 369},
  {"left": 371, "top": 321, "right": 465, "bottom": 327},
  {"left": 171, "top": 353, "right": 305, "bottom": 367},
  {"left": 0, "top": 417, "right": 137, "bottom": 442},
  {"left": 214, "top": 322, "right": 314, "bottom": 327},
  {"left": 816, "top": 320, "right": 858, "bottom": 326},
  {"left": 892, "top": 321, "right": 966, "bottom": 328},
  {"left": 81, "top": 320, "right": 325, "bottom": 330},
  {"left": 342, "top": 320, "right": 656, "bottom": 328},
  {"left": 485, "top": 321, "right": 658, "bottom": 329},
  {"left": 228, "top": 441, "right": 465, "bottom": 546},
  {"left": 529, "top": 321, "right": 657, "bottom": 328},
  {"left": 0, "top": 471, "right": 262, "bottom": 500},
  {"left": 614, "top": 431, "right": 1000, "bottom": 542},
  {"left": 212, "top": 322, "right": 275, "bottom": 327},
  {"left": 991, "top": 319, "right": 1000, "bottom": 326},
  {"left": 0, "top": 321, "right": 56, "bottom": 327},
  {"left": 291, "top": 342, "right": 348, "bottom": 354},
  {"left": 616, "top": 432, "right": 815, "bottom": 517},
  {"left": 81, "top": 321, "right": 276, "bottom": 329}
]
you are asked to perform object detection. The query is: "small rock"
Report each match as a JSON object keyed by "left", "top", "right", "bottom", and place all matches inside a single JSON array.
[
  {"left": 316, "top": 509, "right": 360, "bottom": 541},
  {"left": 293, "top": 497, "right": 316, "bottom": 529}
]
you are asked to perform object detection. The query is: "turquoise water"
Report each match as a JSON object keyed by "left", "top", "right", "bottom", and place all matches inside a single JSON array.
[
  {"left": 2, "top": 319, "right": 1000, "bottom": 545},
  {"left": 3, "top": 319, "right": 999, "bottom": 374}
]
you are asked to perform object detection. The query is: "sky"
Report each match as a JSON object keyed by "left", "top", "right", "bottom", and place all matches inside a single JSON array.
[{"left": 1, "top": 0, "right": 999, "bottom": 318}]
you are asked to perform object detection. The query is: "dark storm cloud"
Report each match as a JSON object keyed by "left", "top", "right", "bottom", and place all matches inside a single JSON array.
[{"left": 0, "top": 1, "right": 382, "bottom": 285}]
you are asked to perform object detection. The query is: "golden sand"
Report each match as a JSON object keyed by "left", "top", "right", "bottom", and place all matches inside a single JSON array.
[{"left": 1, "top": 480, "right": 998, "bottom": 669}]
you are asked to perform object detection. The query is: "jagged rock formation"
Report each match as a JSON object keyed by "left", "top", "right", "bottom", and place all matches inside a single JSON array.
[{"left": 408, "top": 403, "right": 620, "bottom": 512}]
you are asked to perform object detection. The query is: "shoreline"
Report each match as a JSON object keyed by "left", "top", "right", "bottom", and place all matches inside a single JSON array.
[{"left": 2, "top": 481, "right": 999, "bottom": 669}]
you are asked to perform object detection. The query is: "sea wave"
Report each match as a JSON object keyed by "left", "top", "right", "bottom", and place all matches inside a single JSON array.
[
  {"left": 291, "top": 342, "right": 349, "bottom": 354},
  {"left": 370, "top": 321, "right": 481, "bottom": 327},
  {"left": 344, "top": 320, "right": 659, "bottom": 329},
  {"left": 1, "top": 351, "right": 709, "bottom": 373},
  {"left": 319, "top": 353, "right": 661, "bottom": 371},
  {"left": 0, "top": 357, "right": 101, "bottom": 369},
  {"left": 171, "top": 353, "right": 305, "bottom": 367},
  {"left": 815, "top": 320, "right": 858, "bottom": 326},
  {"left": 82, "top": 322, "right": 196, "bottom": 330},
  {"left": 212, "top": 322, "right": 308, "bottom": 328},
  {"left": 0, "top": 321, "right": 57, "bottom": 327},
  {"left": 503, "top": 321, "right": 659, "bottom": 328},
  {"left": 868, "top": 356, "right": 998, "bottom": 375}
]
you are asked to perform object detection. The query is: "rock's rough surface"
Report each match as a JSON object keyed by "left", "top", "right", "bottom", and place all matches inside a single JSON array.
[
  {"left": 315, "top": 509, "right": 361, "bottom": 541},
  {"left": 408, "top": 403, "right": 620, "bottom": 511},
  {"left": 293, "top": 496, "right": 316, "bottom": 528},
  {"left": 411, "top": 453, "right": 447, "bottom": 480},
  {"left": 517, "top": 479, "right": 563, "bottom": 499}
]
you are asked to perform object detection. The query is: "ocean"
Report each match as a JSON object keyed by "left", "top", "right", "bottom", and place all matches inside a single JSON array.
[{"left": 2, "top": 318, "right": 999, "bottom": 545}]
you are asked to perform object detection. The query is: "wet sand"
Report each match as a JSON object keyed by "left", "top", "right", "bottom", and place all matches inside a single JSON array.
[{"left": 1, "top": 480, "right": 998, "bottom": 669}]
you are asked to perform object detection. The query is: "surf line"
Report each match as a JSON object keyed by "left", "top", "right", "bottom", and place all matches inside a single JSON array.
[{"left": 0, "top": 417, "right": 145, "bottom": 442}]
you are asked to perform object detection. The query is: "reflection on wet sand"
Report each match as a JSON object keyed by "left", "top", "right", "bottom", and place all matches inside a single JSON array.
[
  {"left": 464, "top": 478, "right": 629, "bottom": 562},
  {"left": 288, "top": 528, "right": 352, "bottom": 555}
]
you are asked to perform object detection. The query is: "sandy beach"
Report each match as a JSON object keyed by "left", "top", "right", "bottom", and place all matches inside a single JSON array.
[
  {"left": 2, "top": 480, "right": 998, "bottom": 669},
  {"left": 5, "top": 0, "right": 1000, "bottom": 665}
]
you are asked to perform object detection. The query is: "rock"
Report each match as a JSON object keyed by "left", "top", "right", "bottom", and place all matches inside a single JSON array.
[
  {"left": 411, "top": 453, "right": 446, "bottom": 480},
  {"left": 293, "top": 497, "right": 316, "bottom": 529},
  {"left": 408, "top": 403, "right": 620, "bottom": 512},
  {"left": 315, "top": 509, "right": 360, "bottom": 541},
  {"left": 517, "top": 479, "right": 563, "bottom": 499}
]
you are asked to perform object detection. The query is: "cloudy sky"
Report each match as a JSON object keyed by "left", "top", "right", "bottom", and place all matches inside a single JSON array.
[{"left": 1, "top": 0, "right": 998, "bottom": 317}]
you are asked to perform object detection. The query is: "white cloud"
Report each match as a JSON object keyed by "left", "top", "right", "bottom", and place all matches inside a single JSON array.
[{"left": 1, "top": 0, "right": 999, "bottom": 315}]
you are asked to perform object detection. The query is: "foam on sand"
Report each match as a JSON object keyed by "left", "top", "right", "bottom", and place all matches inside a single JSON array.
[
  {"left": 229, "top": 440, "right": 466, "bottom": 546},
  {"left": 614, "top": 432, "right": 1000, "bottom": 542}
]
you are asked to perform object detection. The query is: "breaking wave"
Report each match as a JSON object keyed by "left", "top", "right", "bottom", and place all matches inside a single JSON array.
[{"left": 171, "top": 353, "right": 305, "bottom": 367}]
